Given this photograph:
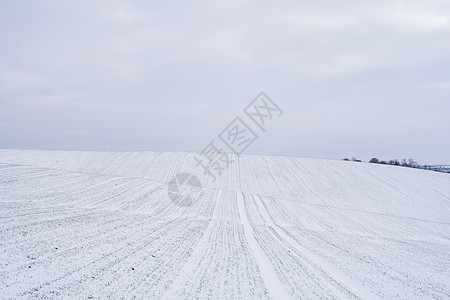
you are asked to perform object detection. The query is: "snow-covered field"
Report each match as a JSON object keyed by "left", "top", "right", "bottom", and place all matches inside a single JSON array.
[{"left": 0, "top": 149, "right": 449, "bottom": 299}]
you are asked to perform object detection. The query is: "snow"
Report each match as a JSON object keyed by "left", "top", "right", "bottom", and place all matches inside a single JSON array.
[
  {"left": 237, "top": 193, "right": 290, "bottom": 299},
  {"left": 0, "top": 149, "right": 449, "bottom": 299}
]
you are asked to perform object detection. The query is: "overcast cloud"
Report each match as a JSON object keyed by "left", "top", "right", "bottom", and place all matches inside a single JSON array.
[{"left": 1, "top": 0, "right": 449, "bottom": 164}]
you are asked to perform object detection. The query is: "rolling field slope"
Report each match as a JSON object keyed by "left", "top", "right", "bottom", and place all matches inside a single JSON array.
[{"left": 0, "top": 149, "right": 449, "bottom": 299}]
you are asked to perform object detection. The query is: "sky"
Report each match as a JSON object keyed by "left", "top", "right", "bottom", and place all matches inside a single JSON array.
[{"left": 1, "top": 0, "right": 449, "bottom": 164}]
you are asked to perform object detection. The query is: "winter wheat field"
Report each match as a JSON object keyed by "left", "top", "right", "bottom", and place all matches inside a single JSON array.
[{"left": 0, "top": 149, "right": 449, "bottom": 299}]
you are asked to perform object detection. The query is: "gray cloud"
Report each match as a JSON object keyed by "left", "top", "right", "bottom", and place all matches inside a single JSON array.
[{"left": 1, "top": 0, "right": 449, "bottom": 164}]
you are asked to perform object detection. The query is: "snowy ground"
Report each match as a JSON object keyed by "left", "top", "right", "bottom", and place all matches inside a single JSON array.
[{"left": 0, "top": 149, "right": 449, "bottom": 299}]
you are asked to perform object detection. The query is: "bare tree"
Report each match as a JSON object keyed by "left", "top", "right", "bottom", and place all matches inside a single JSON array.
[
  {"left": 369, "top": 158, "right": 379, "bottom": 163},
  {"left": 408, "top": 158, "right": 418, "bottom": 168}
]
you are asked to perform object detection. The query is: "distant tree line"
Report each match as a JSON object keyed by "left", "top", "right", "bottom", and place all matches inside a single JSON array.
[
  {"left": 341, "top": 157, "right": 449, "bottom": 173},
  {"left": 369, "top": 157, "right": 418, "bottom": 167},
  {"left": 341, "top": 157, "right": 362, "bottom": 162}
]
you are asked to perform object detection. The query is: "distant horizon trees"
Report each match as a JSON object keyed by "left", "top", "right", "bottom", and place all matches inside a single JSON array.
[
  {"left": 369, "top": 157, "right": 418, "bottom": 168},
  {"left": 342, "top": 156, "right": 448, "bottom": 173},
  {"left": 342, "top": 157, "right": 362, "bottom": 162}
]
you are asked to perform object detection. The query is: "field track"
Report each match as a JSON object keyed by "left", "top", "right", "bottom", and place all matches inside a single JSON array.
[{"left": 1, "top": 149, "right": 449, "bottom": 299}]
